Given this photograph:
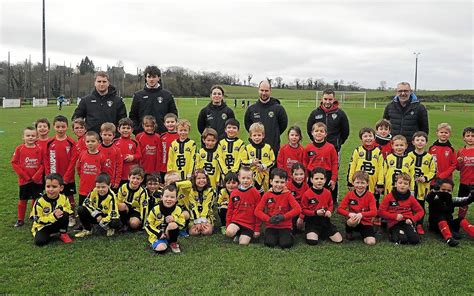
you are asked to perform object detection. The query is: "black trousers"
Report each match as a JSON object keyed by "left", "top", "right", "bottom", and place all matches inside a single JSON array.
[
  {"left": 34, "top": 214, "right": 69, "bottom": 246},
  {"left": 218, "top": 208, "right": 227, "bottom": 227},
  {"left": 389, "top": 221, "right": 420, "bottom": 245},
  {"left": 77, "top": 206, "right": 120, "bottom": 231},
  {"left": 264, "top": 228, "right": 294, "bottom": 249},
  {"left": 416, "top": 199, "right": 425, "bottom": 225}
]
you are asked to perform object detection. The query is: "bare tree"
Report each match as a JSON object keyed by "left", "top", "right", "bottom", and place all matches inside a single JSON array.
[
  {"left": 294, "top": 78, "right": 300, "bottom": 90},
  {"left": 274, "top": 76, "right": 283, "bottom": 88},
  {"left": 247, "top": 74, "right": 253, "bottom": 86},
  {"left": 378, "top": 80, "right": 387, "bottom": 91}
]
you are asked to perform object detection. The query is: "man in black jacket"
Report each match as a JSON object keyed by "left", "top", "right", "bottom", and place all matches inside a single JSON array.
[
  {"left": 244, "top": 80, "right": 288, "bottom": 155},
  {"left": 72, "top": 71, "right": 127, "bottom": 134},
  {"left": 383, "top": 82, "right": 429, "bottom": 150},
  {"left": 129, "top": 66, "right": 178, "bottom": 134}
]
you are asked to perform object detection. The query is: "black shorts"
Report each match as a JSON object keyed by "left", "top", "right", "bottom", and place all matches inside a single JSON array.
[
  {"left": 304, "top": 216, "right": 338, "bottom": 238},
  {"left": 346, "top": 223, "right": 375, "bottom": 239},
  {"left": 19, "top": 183, "right": 43, "bottom": 200},
  {"left": 232, "top": 222, "right": 254, "bottom": 238},
  {"left": 125, "top": 204, "right": 141, "bottom": 220},
  {"left": 62, "top": 182, "right": 76, "bottom": 195}
]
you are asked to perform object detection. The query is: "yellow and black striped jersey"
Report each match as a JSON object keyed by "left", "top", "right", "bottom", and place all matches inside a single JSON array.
[
  {"left": 83, "top": 188, "right": 120, "bottom": 223},
  {"left": 167, "top": 138, "right": 196, "bottom": 181},
  {"left": 218, "top": 137, "right": 245, "bottom": 176},
  {"left": 217, "top": 188, "right": 232, "bottom": 209},
  {"left": 176, "top": 180, "right": 216, "bottom": 225},
  {"left": 347, "top": 146, "right": 384, "bottom": 193},
  {"left": 379, "top": 153, "right": 415, "bottom": 195},
  {"left": 196, "top": 147, "right": 222, "bottom": 188},
  {"left": 239, "top": 142, "right": 275, "bottom": 192},
  {"left": 117, "top": 183, "right": 149, "bottom": 222},
  {"left": 408, "top": 151, "right": 436, "bottom": 200},
  {"left": 145, "top": 203, "right": 185, "bottom": 244},
  {"left": 31, "top": 194, "right": 73, "bottom": 236}
]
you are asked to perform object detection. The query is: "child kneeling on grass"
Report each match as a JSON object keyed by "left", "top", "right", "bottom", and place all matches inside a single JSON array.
[
  {"left": 145, "top": 184, "right": 185, "bottom": 254},
  {"left": 75, "top": 173, "right": 121, "bottom": 238},
  {"left": 338, "top": 171, "right": 377, "bottom": 245},
  {"left": 379, "top": 173, "right": 424, "bottom": 245},
  {"left": 255, "top": 168, "right": 301, "bottom": 249},
  {"left": 32, "top": 173, "right": 73, "bottom": 246}
]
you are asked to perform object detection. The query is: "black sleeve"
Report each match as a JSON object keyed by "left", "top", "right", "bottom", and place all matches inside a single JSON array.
[
  {"left": 168, "top": 94, "right": 178, "bottom": 117},
  {"left": 228, "top": 108, "right": 235, "bottom": 120},
  {"left": 277, "top": 106, "right": 288, "bottom": 135},
  {"left": 306, "top": 110, "right": 316, "bottom": 140},
  {"left": 72, "top": 97, "right": 87, "bottom": 121},
  {"left": 418, "top": 105, "right": 429, "bottom": 134},
  {"left": 244, "top": 108, "right": 252, "bottom": 132},
  {"left": 129, "top": 93, "right": 140, "bottom": 130},
  {"left": 383, "top": 104, "right": 390, "bottom": 120},
  {"left": 116, "top": 98, "right": 127, "bottom": 125},
  {"left": 197, "top": 108, "right": 207, "bottom": 135},
  {"left": 339, "top": 111, "right": 350, "bottom": 145}
]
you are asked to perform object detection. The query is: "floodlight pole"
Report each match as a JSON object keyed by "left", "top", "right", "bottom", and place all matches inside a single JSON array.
[
  {"left": 413, "top": 52, "right": 420, "bottom": 92},
  {"left": 42, "top": 0, "right": 47, "bottom": 98}
]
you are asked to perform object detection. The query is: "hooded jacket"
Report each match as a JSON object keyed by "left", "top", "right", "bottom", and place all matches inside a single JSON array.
[
  {"left": 244, "top": 97, "right": 288, "bottom": 154},
  {"left": 129, "top": 84, "right": 178, "bottom": 134},
  {"left": 72, "top": 85, "right": 127, "bottom": 134},
  {"left": 383, "top": 93, "right": 429, "bottom": 144},
  {"left": 197, "top": 101, "right": 235, "bottom": 139},
  {"left": 306, "top": 101, "right": 349, "bottom": 152}
]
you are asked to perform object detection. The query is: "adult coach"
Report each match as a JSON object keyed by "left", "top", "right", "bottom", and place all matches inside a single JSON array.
[
  {"left": 197, "top": 85, "right": 235, "bottom": 139},
  {"left": 244, "top": 80, "right": 288, "bottom": 155},
  {"left": 72, "top": 71, "right": 127, "bottom": 134},
  {"left": 306, "top": 88, "right": 349, "bottom": 204},
  {"left": 383, "top": 82, "right": 429, "bottom": 148},
  {"left": 129, "top": 65, "right": 178, "bottom": 134}
]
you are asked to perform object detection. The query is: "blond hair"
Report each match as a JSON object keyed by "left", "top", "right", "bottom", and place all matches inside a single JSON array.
[
  {"left": 437, "top": 122, "right": 452, "bottom": 132},
  {"left": 176, "top": 119, "right": 191, "bottom": 130},
  {"left": 312, "top": 122, "right": 327, "bottom": 132},
  {"left": 249, "top": 122, "right": 265, "bottom": 135},
  {"left": 100, "top": 122, "right": 116, "bottom": 133}
]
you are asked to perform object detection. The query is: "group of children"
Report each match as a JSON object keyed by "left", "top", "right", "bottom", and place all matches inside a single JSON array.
[{"left": 10, "top": 111, "right": 474, "bottom": 253}]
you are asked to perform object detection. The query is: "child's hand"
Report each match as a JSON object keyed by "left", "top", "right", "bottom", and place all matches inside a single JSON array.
[
  {"left": 376, "top": 187, "right": 384, "bottom": 194},
  {"left": 165, "top": 215, "right": 174, "bottom": 223},
  {"left": 356, "top": 213, "right": 363, "bottom": 221},
  {"left": 254, "top": 232, "right": 260, "bottom": 238},
  {"left": 325, "top": 211, "right": 332, "bottom": 218},
  {"left": 457, "top": 156, "right": 463, "bottom": 164},
  {"left": 416, "top": 176, "right": 426, "bottom": 183},
  {"left": 297, "top": 217, "right": 304, "bottom": 228},
  {"left": 316, "top": 209, "right": 325, "bottom": 216},
  {"left": 328, "top": 180, "right": 335, "bottom": 191},
  {"left": 348, "top": 212, "right": 356, "bottom": 218},
  {"left": 396, "top": 214, "right": 404, "bottom": 221},
  {"left": 405, "top": 219, "right": 413, "bottom": 225},
  {"left": 53, "top": 208, "right": 63, "bottom": 219},
  {"left": 96, "top": 216, "right": 102, "bottom": 222},
  {"left": 347, "top": 186, "right": 354, "bottom": 191},
  {"left": 124, "top": 154, "right": 134, "bottom": 162}
]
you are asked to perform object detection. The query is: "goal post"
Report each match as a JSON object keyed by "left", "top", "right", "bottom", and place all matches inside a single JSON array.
[{"left": 315, "top": 91, "right": 367, "bottom": 108}]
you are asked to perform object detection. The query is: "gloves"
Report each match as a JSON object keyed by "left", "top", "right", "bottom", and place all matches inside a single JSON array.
[{"left": 269, "top": 214, "right": 285, "bottom": 224}]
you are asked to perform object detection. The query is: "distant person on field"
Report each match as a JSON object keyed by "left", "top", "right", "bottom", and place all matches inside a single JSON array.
[
  {"left": 129, "top": 65, "right": 178, "bottom": 134},
  {"left": 244, "top": 80, "right": 288, "bottom": 155},
  {"left": 57, "top": 95, "right": 65, "bottom": 110},
  {"left": 383, "top": 82, "right": 428, "bottom": 151},
  {"left": 197, "top": 85, "right": 235, "bottom": 139},
  {"left": 72, "top": 71, "right": 127, "bottom": 134}
]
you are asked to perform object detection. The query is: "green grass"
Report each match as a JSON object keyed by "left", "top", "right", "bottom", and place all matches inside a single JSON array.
[{"left": 0, "top": 101, "right": 473, "bottom": 294}]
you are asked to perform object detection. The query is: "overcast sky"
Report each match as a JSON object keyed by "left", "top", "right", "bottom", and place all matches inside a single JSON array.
[{"left": 1, "top": 0, "right": 472, "bottom": 90}]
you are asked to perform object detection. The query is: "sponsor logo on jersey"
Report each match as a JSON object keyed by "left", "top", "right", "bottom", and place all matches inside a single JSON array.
[
  {"left": 267, "top": 198, "right": 275, "bottom": 204},
  {"left": 43, "top": 207, "right": 51, "bottom": 214},
  {"left": 253, "top": 112, "right": 260, "bottom": 119},
  {"left": 315, "top": 114, "right": 323, "bottom": 120},
  {"left": 309, "top": 199, "right": 318, "bottom": 204},
  {"left": 107, "top": 100, "right": 113, "bottom": 107}
]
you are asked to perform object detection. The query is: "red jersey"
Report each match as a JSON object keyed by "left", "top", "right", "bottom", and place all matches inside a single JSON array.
[
  {"left": 429, "top": 140, "right": 457, "bottom": 181},
  {"left": 11, "top": 144, "right": 44, "bottom": 186},
  {"left": 65, "top": 136, "right": 87, "bottom": 183},
  {"left": 136, "top": 132, "right": 162, "bottom": 174},
  {"left": 226, "top": 186, "right": 262, "bottom": 232},
  {"left": 255, "top": 190, "right": 301, "bottom": 229},
  {"left": 99, "top": 143, "right": 123, "bottom": 188},
  {"left": 301, "top": 187, "right": 333, "bottom": 216},
  {"left": 286, "top": 180, "right": 308, "bottom": 204},
  {"left": 277, "top": 144, "right": 305, "bottom": 176},
  {"left": 337, "top": 190, "right": 377, "bottom": 225},
  {"left": 375, "top": 135, "right": 392, "bottom": 159},
  {"left": 303, "top": 141, "right": 338, "bottom": 181},
  {"left": 457, "top": 147, "right": 474, "bottom": 185},
  {"left": 160, "top": 131, "right": 179, "bottom": 172},
  {"left": 378, "top": 190, "right": 424, "bottom": 228},
  {"left": 76, "top": 150, "right": 106, "bottom": 196},
  {"left": 36, "top": 138, "right": 50, "bottom": 155},
  {"left": 114, "top": 137, "right": 141, "bottom": 181},
  {"left": 44, "top": 136, "right": 76, "bottom": 182}
]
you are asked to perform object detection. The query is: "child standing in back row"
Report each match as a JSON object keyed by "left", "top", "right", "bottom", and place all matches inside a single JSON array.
[
  {"left": 160, "top": 113, "right": 179, "bottom": 180},
  {"left": 429, "top": 123, "right": 457, "bottom": 185},
  {"left": 136, "top": 115, "right": 162, "bottom": 175},
  {"left": 277, "top": 126, "right": 305, "bottom": 177},
  {"left": 115, "top": 118, "right": 141, "bottom": 186},
  {"left": 456, "top": 127, "right": 474, "bottom": 219},
  {"left": 99, "top": 123, "right": 123, "bottom": 191},
  {"left": 167, "top": 119, "right": 196, "bottom": 181}
]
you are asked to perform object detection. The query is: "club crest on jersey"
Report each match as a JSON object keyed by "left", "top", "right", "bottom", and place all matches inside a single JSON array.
[
  {"left": 66, "top": 147, "right": 70, "bottom": 153},
  {"left": 156, "top": 213, "right": 163, "bottom": 219},
  {"left": 332, "top": 113, "right": 337, "bottom": 120},
  {"left": 186, "top": 147, "right": 191, "bottom": 152},
  {"left": 107, "top": 100, "right": 113, "bottom": 107},
  {"left": 222, "top": 145, "right": 227, "bottom": 151},
  {"left": 315, "top": 114, "right": 323, "bottom": 120},
  {"left": 250, "top": 151, "right": 255, "bottom": 157},
  {"left": 267, "top": 198, "right": 275, "bottom": 204},
  {"left": 404, "top": 163, "right": 409, "bottom": 168},
  {"left": 43, "top": 207, "right": 51, "bottom": 214},
  {"left": 359, "top": 151, "right": 364, "bottom": 157},
  {"left": 263, "top": 153, "right": 269, "bottom": 157},
  {"left": 410, "top": 111, "right": 414, "bottom": 115},
  {"left": 308, "top": 151, "right": 316, "bottom": 156},
  {"left": 221, "top": 113, "right": 227, "bottom": 120},
  {"left": 309, "top": 199, "right": 318, "bottom": 204},
  {"left": 179, "top": 194, "right": 185, "bottom": 200},
  {"left": 424, "top": 160, "right": 429, "bottom": 165},
  {"left": 128, "top": 144, "right": 133, "bottom": 150},
  {"left": 390, "top": 201, "right": 399, "bottom": 206},
  {"left": 174, "top": 147, "right": 178, "bottom": 152},
  {"left": 268, "top": 111, "right": 274, "bottom": 118},
  {"left": 157, "top": 97, "right": 163, "bottom": 103},
  {"left": 103, "top": 206, "right": 108, "bottom": 211},
  {"left": 444, "top": 151, "right": 449, "bottom": 157},
  {"left": 390, "top": 160, "right": 395, "bottom": 165},
  {"left": 349, "top": 200, "right": 358, "bottom": 205},
  {"left": 232, "top": 196, "right": 240, "bottom": 202},
  {"left": 201, "top": 153, "right": 206, "bottom": 158}
]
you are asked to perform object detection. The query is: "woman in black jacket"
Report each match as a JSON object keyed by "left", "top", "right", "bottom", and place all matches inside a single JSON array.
[{"left": 197, "top": 85, "right": 235, "bottom": 139}]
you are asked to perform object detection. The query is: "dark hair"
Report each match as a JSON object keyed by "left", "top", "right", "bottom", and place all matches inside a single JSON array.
[
  {"left": 164, "top": 113, "right": 178, "bottom": 121},
  {"left": 436, "top": 178, "right": 454, "bottom": 189},
  {"left": 352, "top": 170, "right": 369, "bottom": 183},
  {"left": 412, "top": 131, "right": 428, "bottom": 142},
  {"left": 162, "top": 184, "right": 178, "bottom": 194},
  {"left": 225, "top": 118, "right": 240, "bottom": 130},
  {"left": 24, "top": 126, "right": 36, "bottom": 133},
  {"left": 191, "top": 169, "right": 210, "bottom": 191},
  {"left": 118, "top": 117, "right": 133, "bottom": 128},
  {"left": 270, "top": 168, "right": 288, "bottom": 180},
  {"left": 224, "top": 172, "right": 239, "bottom": 183},
  {"left": 202, "top": 128, "right": 218, "bottom": 141},
  {"left": 53, "top": 115, "right": 68, "bottom": 125},
  {"left": 85, "top": 130, "right": 100, "bottom": 141},
  {"left": 375, "top": 119, "right": 391, "bottom": 130},
  {"left": 35, "top": 118, "right": 50, "bottom": 129},
  {"left": 45, "top": 173, "right": 64, "bottom": 185},
  {"left": 129, "top": 165, "right": 145, "bottom": 178},
  {"left": 291, "top": 162, "right": 305, "bottom": 175},
  {"left": 96, "top": 172, "right": 111, "bottom": 185},
  {"left": 462, "top": 127, "right": 474, "bottom": 137},
  {"left": 144, "top": 65, "right": 161, "bottom": 77},
  {"left": 210, "top": 85, "right": 225, "bottom": 96},
  {"left": 310, "top": 167, "right": 327, "bottom": 179},
  {"left": 322, "top": 88, "right": 335, "bottom": 96},
  {"left": 288, "top": 125, "right": 303, "bottom": 143},
  {"left": 146, "top": 173, "right": 161, "bottom": 184},
  {"left": 359, "top": 127, "right": 375, "bottom": 139},
  {"left": 142, "top": 115, "right": 157, "bottom": 129},
  {"left": 95, "top": 71, "right": 109, "bottom": 80}
]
